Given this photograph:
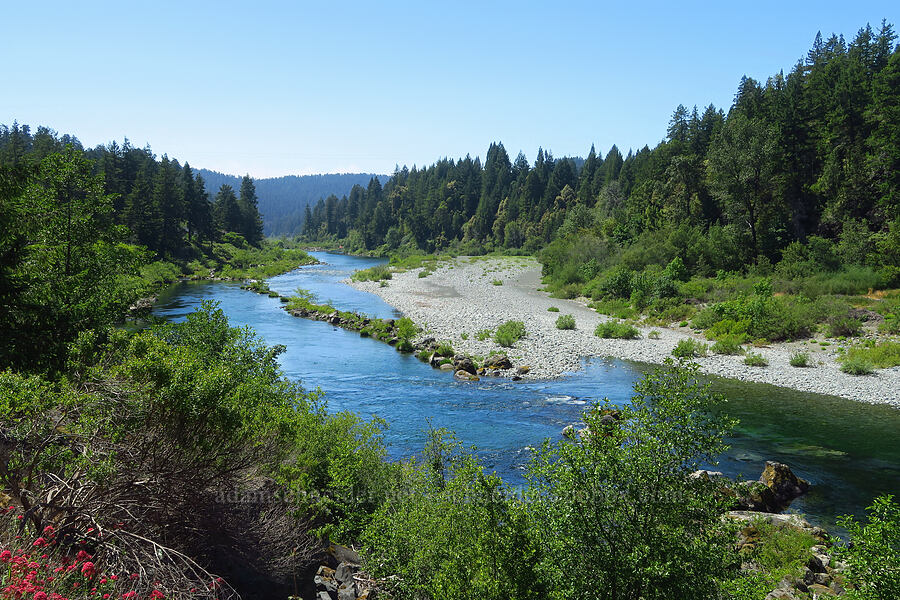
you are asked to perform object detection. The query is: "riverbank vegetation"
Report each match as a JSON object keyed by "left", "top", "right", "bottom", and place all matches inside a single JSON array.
[{"left": 0, "top": 125, "right": 315, "bottom": 371}]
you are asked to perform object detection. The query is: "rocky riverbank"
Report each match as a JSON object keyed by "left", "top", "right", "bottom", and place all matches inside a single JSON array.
[{"left": 348, "top": 256, "right": 900, "bottom": 407}]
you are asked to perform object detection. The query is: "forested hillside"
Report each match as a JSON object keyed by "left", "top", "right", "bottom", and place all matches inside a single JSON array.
[
  {"left": 0, "top": 124, "right": 317, "bottom": 370},
  {"left": 196, "top": 169, "right": 383, "bottom": 237},
  {"left": 302, "top": 24, "right": 900, "bottom": 291}
]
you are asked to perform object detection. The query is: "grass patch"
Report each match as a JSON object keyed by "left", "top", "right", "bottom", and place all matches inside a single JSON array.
[
  {"left": 352, "top": 264, "right": 393, "bottom": 282},
  {"left": 789, "top": 351, "right": 811, "bottom": 367},
  {"left": 492, "top": 279, "right": 503, "bottom": 286},
  {"left": 841, "top": 340, "right": 900, "bottom": 369},
  {"left": 475, "top": 328, "right": 493, "bottom": 341},
  {"left": 594, "top": 320, "right": 640, "bottom": 339},
  {"left": 671, "top": 338, "right": 708, "bottom": 358},
  {"left": 495, "top": 320, "right": 526, "bottom": 347},
  {"left": 711, "top": 334, "right": 745, "bottom": 355},
  {"left": 555, "top": 314, "right": 576, "bottom": 330},
  {"left": 744, "top": 352, "right": 768, "bottom": 367},
  {"left": 435, "top": 341, "right": 455, "bottom": 357},
  {"left": 547, "top": 306, "right": 560, "bottom": 312}
]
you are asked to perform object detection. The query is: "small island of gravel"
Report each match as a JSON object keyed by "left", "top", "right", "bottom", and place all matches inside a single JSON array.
[{"left": 349, "top": 256, "right": 900, "bottom": 407}]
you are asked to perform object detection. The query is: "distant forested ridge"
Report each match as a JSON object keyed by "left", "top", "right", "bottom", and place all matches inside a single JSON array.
[
  {"left": 302, "top": 23, "right": 900, "bottom": 286},
  {"left": 195, "top": 169, "right": 383, "bottom": 237}
]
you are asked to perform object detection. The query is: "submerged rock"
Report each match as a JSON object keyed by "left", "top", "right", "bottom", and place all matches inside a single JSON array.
[{"left": 454, "top": 370, "right": 479, "bottom": 381}]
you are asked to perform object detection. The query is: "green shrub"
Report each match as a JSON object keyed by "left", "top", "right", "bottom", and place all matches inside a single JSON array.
[
  {"left": 836, "top": 494, "right": 900, "bottom": 600},
  {"left": 594, "top": 320, "right": 640, "bottom": 339},
  {"left": 352, "top": 264, "right": 393, "bottom": 282},
  {"left": 648, "top": 330, "right": 661, "bottom": 339},
  {"left": 827, "top": 315, "right": 862, "bottom": 338},
  {"left": 435, "top": 341, "right": 455, "bottom": 357},
  {"left": 396, "top": 339, "right": 414, "bottom": 352},
  {"left": 492, "top": 279, "right": 503, "bottom": 286},
  {"left": 672, "top": 338, "right": 708, "bottom": 358},
  {"left": 789, "top": 351, "right": 811, "bottom": 367},
  {"left": 547, "top": 306, "right": 560, "bottom": 312},
  {"left": 691, "top": 308, "right": 720, "bottom": 330},
  {"left": 711, "top": 334, "right": 745, "bottom": 355},
  {"left": 842, "top": 341, "right": 900, "bottom": 368},
  {"left": 591, "top": 298, "right": 638, "bottom": 320},
  {"left": 475, "top": 328, "right": 493, "bottom": 341},
  {"left": 396, "top": 317, "right": 418, "bottom": 341},
  {"left": 418, "top": 269, "right": 432, "bottom": 278},
  {"left": 840, "top": 356, "right": 875, "bottom": 375},
  {"left": 705, "top": 318, "right": 750, "bottom": 341},
  {"left": 555, "top": 314, "right": 576, "bottom": 330},
  {"left": 526, "top": 362, "right": 736, "bottom": 600},
  {"left": 744, "top": 352, "right": 768, "bottom": 367},
  {"left": 495, "top": 320, "right": 526, "bottom": 347}
]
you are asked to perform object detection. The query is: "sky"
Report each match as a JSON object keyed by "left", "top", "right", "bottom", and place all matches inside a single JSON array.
[{"left": 2, "top": 1, "right": 898, "bottom": 178}]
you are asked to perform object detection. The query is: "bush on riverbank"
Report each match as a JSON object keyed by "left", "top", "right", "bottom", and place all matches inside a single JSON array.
[
  {"left": 495, "top": 320, "right": 526, "bottom": 347},
  {"left": 351, "top": 264, "right": 393, "bottom": 282},
  {"left": 555, "top": 314, "right": 576, "bottom": 330},
  {"left": 594, "top": 319, "right": 640, "bottom": 339}
]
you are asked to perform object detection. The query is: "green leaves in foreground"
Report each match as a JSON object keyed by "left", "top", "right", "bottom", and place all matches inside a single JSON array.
[
  {"left": 526, "top": 360, "right": 737, "bottom": 600},
  {"left": 363, "top": 360, "right": 739, "bottom": 600}
]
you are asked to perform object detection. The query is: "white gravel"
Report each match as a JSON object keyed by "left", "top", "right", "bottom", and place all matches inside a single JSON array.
[{"left": 349, "top": 256, "right": 900, "bottom": 408}]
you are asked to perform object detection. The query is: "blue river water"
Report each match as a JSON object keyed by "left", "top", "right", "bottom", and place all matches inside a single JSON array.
[{"left": 153, "top": 252, "right": 900, "bottom": 531}]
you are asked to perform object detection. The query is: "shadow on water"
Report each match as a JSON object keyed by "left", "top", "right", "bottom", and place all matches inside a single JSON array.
[{"left": 152, "top": 252, "right": 900, "bottom": 532}]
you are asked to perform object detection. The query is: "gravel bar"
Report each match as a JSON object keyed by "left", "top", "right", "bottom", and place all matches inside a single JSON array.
[{"left": 349, "top": 256, "right": 900, "bottom": 408}]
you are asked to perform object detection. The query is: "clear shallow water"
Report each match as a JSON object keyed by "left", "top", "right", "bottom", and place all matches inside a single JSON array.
[{"left": 154, "top": 252, "right": 900, "bottom": 532}]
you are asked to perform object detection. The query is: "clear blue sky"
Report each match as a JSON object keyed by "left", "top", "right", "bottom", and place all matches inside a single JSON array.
[{"left": 2, "top": 1, "right": 897, "bottom": 178}]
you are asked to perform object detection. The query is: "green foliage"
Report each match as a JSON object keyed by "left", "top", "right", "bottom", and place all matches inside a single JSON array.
[
  {"left": 711, "top": 334, "right": 745, "bottom": 355},
  {"left": 351, "top": 263, "right": 393, "bottom": 282},
  {"left": 435, "top": 341, "right": 455, "bottom": 357},
  {"left": 840, "top": 355, "right": 876, "bottom": 376},
  {"left": 827, "top": 315, "right": 863, "bottom": 338},
  {"left": 594, "top": 319, "right": 640, "bottom": 339},
  {"left": 743, "top": 352, "right": 768, "bottom": 367},
  {"left": 841, "top": 341, "right": 900, "bottom": 369},
  {"left": 547, "top": 306, "right": 560, "bottom": 312},
  {"left": 789, "top": 351, "right": 811, "bottom": 367},
  {"left": 495, "top": 320, "right": 526, "bottom": 347},
  {"left": 396, "top": 316, "right": 418, "bottom": 340},
  {"left": 591, "top": 297, "right": 639, "bottom": 320},
  {"left": 672, "top": 338, "right": 708, "bottom": 358},
  {"left": 362, "top": 429, "right": 545, "bottom": 600},
  {"left": 723, "top": 518, "right": 822, "bottom": 599},
  {"left": 492, "top": 279, "right": 503, "bottom": 286},
  {"left": 526, "top": 361, "right": 737, "bottom": 600},
  {"left": 475, "top": 328, "right": 493, "bottom": 341},
  {"left": 555, "top": 314, "right": 576, "bottom": 330},
  {"left": 836, "top": 494, "right": 900, "bottom": 600}
]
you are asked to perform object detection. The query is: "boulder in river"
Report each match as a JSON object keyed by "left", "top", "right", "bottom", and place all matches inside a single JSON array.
[
  {"left": 455, "top": 370, "right": 479, "bottom": 381},
  {"left": 453, "top": 356, "right": 477, "bottom": 375},
  {"left": 483, "top": 354, "right": 512, "bottom": 369},
  {"left": 760, "top": 461, "right": 810, "bottom": 508}
]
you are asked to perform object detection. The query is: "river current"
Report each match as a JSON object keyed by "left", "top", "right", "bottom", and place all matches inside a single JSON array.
[{"left": 153, "top": 252, "right": 900, "bottom": 531}]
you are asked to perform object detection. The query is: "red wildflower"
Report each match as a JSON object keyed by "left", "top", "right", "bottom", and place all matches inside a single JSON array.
[
  {"left": 103, "top": 595, "right": 110, "bottom": 599},
  {"left": 82, "top": 562, "right": 96, "bottom": 578},
  {"left": 34, "top": 593, "right": 48, "bottom": 600},
  {"left": 129, "top": 574, "right": 138, "bottom": 580},
  {"left": 149, "top": 591, "right": 164, "bottom": 600},
  {"left": 33, "top": 538, "right": 47, "bottom": 547},
  {"left": 43, "top": 526, "right": 55, "bottom": 536},
  {"left": 122, "top": 592, "right": 136, "bottom": 599},
  {"left": 1, "top": 550, "right": 11, "bottom": 562},
  {"left": 76, "top": 550, "right": 92, "bottom": 561}
]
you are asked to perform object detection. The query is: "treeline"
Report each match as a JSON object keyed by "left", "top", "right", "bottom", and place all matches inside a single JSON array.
[
  {"left": 196, "top": 169, "right": 383, "bottom": 237},
  {"left": 0, "top": 125, "right": 309, "bottom": 372},
  {"left": 302, "top": 23, "right": 900, "bottom": 283},
  {"left": 0, "top": 124, "right": 265, "bottom": 256}
]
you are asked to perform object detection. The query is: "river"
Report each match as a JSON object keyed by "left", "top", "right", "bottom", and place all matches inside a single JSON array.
[{"left": 153, "top": 252, "right": 900, "bottom": 532}]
